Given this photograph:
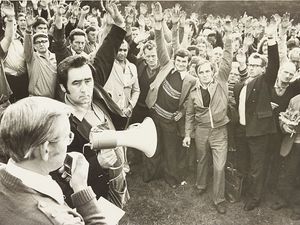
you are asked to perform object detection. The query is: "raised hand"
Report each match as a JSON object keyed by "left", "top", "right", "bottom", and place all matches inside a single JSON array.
[
  {"left": 223, "top": 19, "right": 232, "bottom": 34},
  {"left": 19, "top": 0, "right": 27, "bottom": 8},
  {"left": 137, "top": 14, "right": 146, "bottom": 28},
  {"left": 280, "top": 12, "right": 293, "bottom": 35},
  {"left": 56, "top": 3, "right": 67, "bottom": 16},
  {"left": 26, "top": 9, "right": 38, "bottom": 27},
  {"left": 153, "top": 2, "right": 163, "bottom": 22},
  {"left": 105, "top": 0, "right": 124, "bottom": 27},
  {"left": 163, "top": 8, "right": 171, "bottom": 21},
  {"left": 236, "top": 48, "right": 247, "bottom": 65},
  {"left": 259, "top": 15, "right": 268, "bottom": 28},
  {"left": 134, "top": 31, "right": 150, "bottom": 44},
  {"left": 125, "top": 14, "right": 134, "bottom": 26},
  {"left": 179, "top": 11, "right": 187, "bottom": 27},
  {"left": 40, "top": 0, "right": 49, "bottom": 8},
  {"left": 1, "top": 0, "right": 15, "bottom": 17},
  {"left": 139, "top": 2, "right": 147, "bottom": 15},
  {"left": 243, "top": 32, "right": 254, "bottom": 47},
  {"left": 265, "top": 15, "right": 277, "bottom": 38},
  {"left": 81, "top": 5, "right": 90, "bottom": 15},
  {"left": 31, "top": 0, "right": 39, "bottom": 7},
  {"left": 170, "top": 5, "right": 180, "bottom": 24}
]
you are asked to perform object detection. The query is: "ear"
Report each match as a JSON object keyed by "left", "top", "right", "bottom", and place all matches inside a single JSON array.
[
  {"left": 60, "top": 84, "right": 66, "bottom": 93},
  {"left": 40, "top": 141, "right": 50, "bottom": 162}
]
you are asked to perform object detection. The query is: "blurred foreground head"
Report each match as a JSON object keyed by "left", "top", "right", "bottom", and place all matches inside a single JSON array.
[{"left": 0, "top": 97, "right": 72, "bottom": 171}]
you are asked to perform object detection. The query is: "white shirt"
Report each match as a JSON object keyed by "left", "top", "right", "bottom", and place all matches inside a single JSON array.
[
  {"left": 239, "top": 85, "right": 247, "bottom": 125},
  {"left": 6, "top": 159, "right": 65, "bottom": 205},
  {"left": 70, "top": 47, "right": 89, "bottom": 58}
]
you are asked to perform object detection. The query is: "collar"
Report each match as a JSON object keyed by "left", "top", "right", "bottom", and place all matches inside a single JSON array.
[
  {"left": 196, "top": 77, "right": 214, "bottom": 90},
  {"left": 6, "top": 159, "right": 64, "bottom": 204},
  {"left": 115, "top": 58, "right": 129, "bottom": 66},
  {"left": 37, "top": 51, "right": 56, "bottom": 61},
  {"left": 65, "top": 94, "right": 90, "bottom": 121},
  {"left": 274, "top": 79, "right": 289, "bottom": 90},
  {"left": 171, "top": 68, "right": 187, "bottom": 80},
  {"left": 70, "top": 47, "right": 89, "bottom": 58}
]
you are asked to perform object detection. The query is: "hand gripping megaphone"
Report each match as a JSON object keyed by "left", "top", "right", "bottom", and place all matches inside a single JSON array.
[{"left": 89, "top": 117, "right": 157, "bottom": 158}]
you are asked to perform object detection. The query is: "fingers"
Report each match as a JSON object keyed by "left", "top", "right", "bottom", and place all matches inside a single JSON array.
[{"left": 97, "top": 149, "right": 118, "bottom": 168}]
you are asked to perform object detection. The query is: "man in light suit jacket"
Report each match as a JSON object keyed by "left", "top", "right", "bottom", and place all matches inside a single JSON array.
[{"left": 143, "top": 3, "right": 196, "bottom": 188}]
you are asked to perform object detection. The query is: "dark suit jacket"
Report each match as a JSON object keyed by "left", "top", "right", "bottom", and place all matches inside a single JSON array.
[
  {"left": 234, "top": 44, "right": 279, "bottom": 137},
  {"left": 52, "top": 24, "right": 126, "bottom": 206}
]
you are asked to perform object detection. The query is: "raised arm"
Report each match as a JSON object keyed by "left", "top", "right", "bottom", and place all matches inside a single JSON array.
[
  {"left": 263, "top": 16, "right": 279, "bottom": 85},
  {"left": 77, "top": 5, "right": 90, "bottom": 30},
  {"left": 92, "top": 0, "right": 126, "bottom": 86},
  {"left": 217, "top": 20, "right": 233, "bottom": 82},
  {"left": 53, "top": 4, "right": 72, "bottom": 64},
  {"left": 0, "top": 2, "right": 15, "bottom": 54},
  {"left": 153, "top": 2, "right": 170, "bottom": 67},
  {"left": 278, "top": 13, "right": 292, "bottom": 64},
  {"left": 170, "top": 6, "right": 181, "bottom": 54},
  {"left": 24, "top": 11, "right": 38, "bottom": 64}
]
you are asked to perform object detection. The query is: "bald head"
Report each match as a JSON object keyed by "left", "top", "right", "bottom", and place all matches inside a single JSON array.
[
  {"left": 278, "top": 61, "right": 296, "bottom": 83},
  {"left": 289, "top": 47, "right": 300, "bottom": 70}
]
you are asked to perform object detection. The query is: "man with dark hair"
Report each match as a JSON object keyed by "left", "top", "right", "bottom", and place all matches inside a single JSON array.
[
  {"left": 84, "top": 26, "right": 98, "bottom": 54},
  {"left": 68, "top": 28, "right": 88, "bottom": 57},
  {"left": 53, "top": 1, "right": 129, "bottom": 208},
  {"left": 32, "top": 17, "right": 48, "bottom": 34},
  {"left": 187, "top": 45, "right": 200, "bottom": 56},
  {"left": 16, "top": 13, "right": 26, "bottom": 42},
  {"left": 183, "top": 20, "right": 233, "bottom": 214},
  {"left": 53, "top": 9, "right": 88, "bottom": 64},
  {"left": 143, "top": 2, "right": 196, "bottom": 188},
  {"left": 233, "top": 22, "right": 279, "bottom": 211}
]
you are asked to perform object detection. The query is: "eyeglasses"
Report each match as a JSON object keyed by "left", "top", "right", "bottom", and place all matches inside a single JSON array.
[
  {"left": 248, "top": 64, "right": 262, "bottom": 68},
  {"left": 34, "top": 40, "right": 48, "bottom": 45},
  {"left": 50, "top": 132, "right": 74, "bottom": 146}
]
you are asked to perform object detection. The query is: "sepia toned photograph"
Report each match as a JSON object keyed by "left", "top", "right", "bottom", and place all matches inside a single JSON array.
[{"left": 0, "top": 0, "right": 300, "bottom": 224}]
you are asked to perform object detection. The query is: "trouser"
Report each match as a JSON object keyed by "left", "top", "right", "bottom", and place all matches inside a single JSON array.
[
  {"left": 235, "top": 126, "right": 270, "bottom": 202},
  {"left": 265, "top": 132, "right": 283, "bottom": 190},
  {"left": 177, "top": 138, "right": 196, "bottom": 178},
  {"left": 194, "top": 125, "right": 228, "bottom": 205},
  {"left": 276, "top": 143, "right": 300, "bottom": 214},
  {"left": 143, "top": 112, "right": 181, "bottom": 185}
]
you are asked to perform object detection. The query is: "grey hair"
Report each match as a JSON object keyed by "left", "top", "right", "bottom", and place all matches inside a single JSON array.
[{"left": 0, "top": 97, "right": 72, "bottom": 162}]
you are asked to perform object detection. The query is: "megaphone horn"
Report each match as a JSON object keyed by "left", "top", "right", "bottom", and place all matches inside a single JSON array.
[{"left": 89, "top": 117, "right": 157, "bottom": 158}]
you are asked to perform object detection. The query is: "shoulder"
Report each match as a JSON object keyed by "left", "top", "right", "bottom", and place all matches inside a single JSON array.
[{"left": 290, "top": 94, "right": 300, "bottom": 105}]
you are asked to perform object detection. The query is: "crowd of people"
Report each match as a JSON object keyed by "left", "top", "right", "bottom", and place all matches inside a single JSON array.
[{"left": 0, "top": 0, "right": 300, "bottom": 223}]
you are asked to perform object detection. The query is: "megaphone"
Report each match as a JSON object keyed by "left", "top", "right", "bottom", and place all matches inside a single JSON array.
[{"left": 89, "top": 117, "right": 157, "bottom": 158}]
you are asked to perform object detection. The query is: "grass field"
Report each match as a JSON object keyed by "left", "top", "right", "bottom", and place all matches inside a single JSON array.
[{"left": 119, "top": 162, "right": 300, "bottom": 225}]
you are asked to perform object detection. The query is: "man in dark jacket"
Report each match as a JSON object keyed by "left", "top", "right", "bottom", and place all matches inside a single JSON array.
[
  {"left": 53, "top": 1, "right": 128, "bottom": 208},
  {"left": 233, "top": 22, "right": 279, "bottom": 211}
]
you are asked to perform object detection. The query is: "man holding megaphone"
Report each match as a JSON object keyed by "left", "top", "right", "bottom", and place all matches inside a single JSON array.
[{"left": 53, "top": 0, "right": 130, "bottom": 208}]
